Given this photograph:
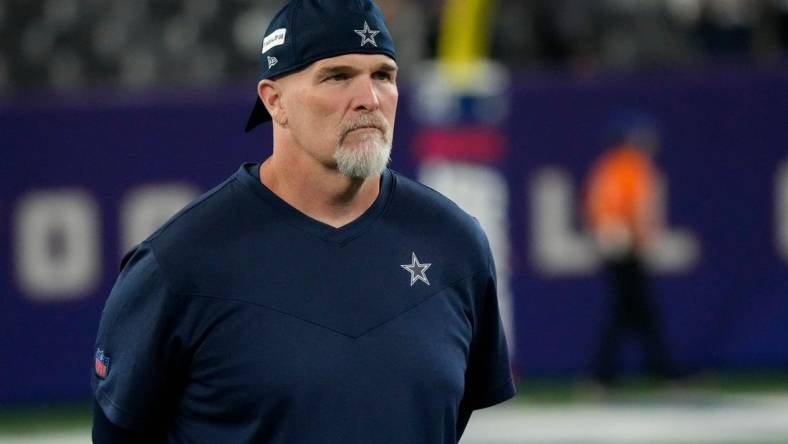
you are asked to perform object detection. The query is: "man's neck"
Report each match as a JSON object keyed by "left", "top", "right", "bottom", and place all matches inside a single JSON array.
[{"left": 259, "top": 153, "right": 381, "bottom": 228}]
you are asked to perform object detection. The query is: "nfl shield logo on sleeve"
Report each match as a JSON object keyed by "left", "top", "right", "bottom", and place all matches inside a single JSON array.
[{"left": 95, "top": 349, "right": 110, "bottom": 379}]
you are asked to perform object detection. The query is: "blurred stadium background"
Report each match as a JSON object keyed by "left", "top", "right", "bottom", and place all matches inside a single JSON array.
[{"left": 2, "top": 0, "right": 788, "bottom": 442}]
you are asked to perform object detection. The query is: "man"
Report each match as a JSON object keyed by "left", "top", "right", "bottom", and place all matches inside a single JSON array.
[
  {"left": 584, "top": 112, "right": 676, "bottom": 387},
  {"left": 91, "top": 1, "right": 514, "bottom": 442}
]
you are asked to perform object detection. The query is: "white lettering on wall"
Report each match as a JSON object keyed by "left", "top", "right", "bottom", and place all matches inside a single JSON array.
[
  {"left": 529, "top": 167, "right": 597, "bottom": 276},
  {"left": 643, "top": 174, "right": 700, "bottom": 273},
  {"left": 777, "top": 160, "right": 788, "bottom": 262},
  {"left": 14, "top": 190, "right": 101, "bottom": 301}
]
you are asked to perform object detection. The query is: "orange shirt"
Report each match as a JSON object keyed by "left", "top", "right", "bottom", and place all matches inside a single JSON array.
[{"left": 585, "top": 145, "right": 658, "bottom": 248}]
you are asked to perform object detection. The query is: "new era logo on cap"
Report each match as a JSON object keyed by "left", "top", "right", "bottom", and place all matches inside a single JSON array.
[{"left": 267, "top": 56, "right": 278, "bottom": 69}]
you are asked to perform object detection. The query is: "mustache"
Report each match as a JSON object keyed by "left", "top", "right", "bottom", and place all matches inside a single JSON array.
[{"left": 340, "top": 115, "right": 389, "bottom": 141}]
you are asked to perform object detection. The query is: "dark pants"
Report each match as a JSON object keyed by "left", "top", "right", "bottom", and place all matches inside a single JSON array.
[{"left": 593, "top": 253, "right": 675, "bottom": 385}]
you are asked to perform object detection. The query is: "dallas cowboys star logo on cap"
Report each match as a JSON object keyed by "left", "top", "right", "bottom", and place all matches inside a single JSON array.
[
  {"left": 401, "top": 252, "right": 431, "bottom": 286},
  {"left": 354, "top": 20, "right": 380, "bottom": 47}
]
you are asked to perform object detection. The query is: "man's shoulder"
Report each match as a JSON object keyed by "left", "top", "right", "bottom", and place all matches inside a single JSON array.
[
  {"left": 122, "top": 167, "right": 267, "bottom": 278},
  {"left": 389, "top": 170, "right": 491, "bottom": 258},
  {"left": 391, "top": 170, "right": 480, "bottom": 224},
  {"left": 147, "top": 175, "right": 243, "bottom": 249}
]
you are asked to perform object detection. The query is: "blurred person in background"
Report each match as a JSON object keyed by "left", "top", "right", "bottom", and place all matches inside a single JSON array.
[
  {"left": 90, "top": 0, "right": 514, "bottom": 442},
  {"left": 584, "top": 112, "right": 677, "bottom": 389}
]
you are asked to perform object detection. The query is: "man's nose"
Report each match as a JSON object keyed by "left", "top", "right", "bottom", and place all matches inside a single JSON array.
[{"left": 352, "top": 77, "right": 380, "bottom": 112}]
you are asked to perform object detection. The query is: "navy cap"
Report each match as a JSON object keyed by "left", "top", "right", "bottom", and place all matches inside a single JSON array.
[{"left": 245, "top": 0, "right": 397, "bottom": 132}]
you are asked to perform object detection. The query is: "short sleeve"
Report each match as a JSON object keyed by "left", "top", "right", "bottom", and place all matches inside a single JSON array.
[
  {"left": 91, "top": 242, "right": 184, "bottom": 431},
  {"left": 462, "top": 258, "right": 516, "bottom": 410}
]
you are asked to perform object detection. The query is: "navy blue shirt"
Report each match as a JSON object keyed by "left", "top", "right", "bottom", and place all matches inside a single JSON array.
[{"left": 92, "top": 164, "right": 514, "bottom": 443}]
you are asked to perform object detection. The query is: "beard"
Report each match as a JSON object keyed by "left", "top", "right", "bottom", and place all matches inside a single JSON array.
[{"left": 333, "top": 115, "right": 392, "bottom": 179}]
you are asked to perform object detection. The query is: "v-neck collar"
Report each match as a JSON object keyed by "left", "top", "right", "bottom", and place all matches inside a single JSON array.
[{"left": 235, "top": 162, "right": 394, "bottom": 245}]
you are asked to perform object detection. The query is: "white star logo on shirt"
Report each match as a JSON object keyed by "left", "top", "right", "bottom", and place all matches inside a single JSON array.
[
  {"left": 400, "top": 252, "right": 431, "bottom": 286},
  {"left": 354, "top": 21, "right": 380, "bottom": 47}
]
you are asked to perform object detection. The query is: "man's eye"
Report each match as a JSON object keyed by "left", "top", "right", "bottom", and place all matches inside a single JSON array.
[
  {"left": 326, "top": 73, "right": 347, "bottom": 81},
  {"left": 374, "top": 72, "right": 392, "bottom": 81}
]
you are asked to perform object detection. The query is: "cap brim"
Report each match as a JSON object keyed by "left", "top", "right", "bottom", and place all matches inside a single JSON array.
[{"left": 244, "top": 97, "right": 272, "bottom": 132}]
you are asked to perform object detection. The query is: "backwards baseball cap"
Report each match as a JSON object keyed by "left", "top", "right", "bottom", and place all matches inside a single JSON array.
[{"left": 244, "top": 0, "right": 397, "bottom": 132}]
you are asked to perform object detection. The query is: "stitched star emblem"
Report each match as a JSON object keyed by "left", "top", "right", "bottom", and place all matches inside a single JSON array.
[
  {"left": 400, "top": 252, "right": 431, "bottom": 286},
  {"left": 354, "top": 21, "right": 380, "bottom": 47}
]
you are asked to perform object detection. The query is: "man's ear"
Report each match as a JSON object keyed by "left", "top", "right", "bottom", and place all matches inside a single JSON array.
[{"left": 257, "top": 79, "right": 287, "bottom": 126}]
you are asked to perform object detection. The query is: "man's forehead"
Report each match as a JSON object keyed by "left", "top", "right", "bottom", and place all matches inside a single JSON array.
[{"left": 310, "top": 53, "right": 398, "bottom": 72}]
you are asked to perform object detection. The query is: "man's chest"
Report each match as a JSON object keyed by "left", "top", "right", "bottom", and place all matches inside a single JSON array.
[{"left": 177, "top": 266, "right": 478, "bottom": 421}]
